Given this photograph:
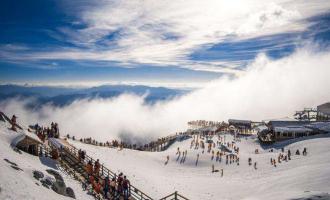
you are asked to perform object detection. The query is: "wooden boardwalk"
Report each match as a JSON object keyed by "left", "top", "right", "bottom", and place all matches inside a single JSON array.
[{"left": 46, "top": 138, "right": 189, "bottom": 200}]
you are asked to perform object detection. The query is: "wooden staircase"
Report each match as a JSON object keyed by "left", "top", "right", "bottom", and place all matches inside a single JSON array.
[{"left": 43, "top": 140, "right": 189, "bottom": 200}]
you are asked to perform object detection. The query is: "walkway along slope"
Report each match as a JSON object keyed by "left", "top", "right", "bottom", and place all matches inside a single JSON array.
[{"left": 47, "top": 138, "right": 188, "bottom": 200}]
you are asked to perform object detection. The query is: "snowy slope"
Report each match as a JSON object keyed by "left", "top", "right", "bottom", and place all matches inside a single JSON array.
[
  {"left": 69, "top": 134, "right": 330, "bottom": 200},
  {"left": 0, "top": 120, "right": 93, "bottom": 200}
]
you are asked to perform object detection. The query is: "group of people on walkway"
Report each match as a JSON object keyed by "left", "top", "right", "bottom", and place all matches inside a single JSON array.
[
  {"left": 84, "top": 172, "right": 131, "bottom": 200},
  {"left": 80, "top": 153, "right": 131, "bottom": 200},
  {"left": 77, "top": 132, "right": 188, "bottom": 152},
  {"left": 33, "top": 122, "right": 60, "bottom": 142}
]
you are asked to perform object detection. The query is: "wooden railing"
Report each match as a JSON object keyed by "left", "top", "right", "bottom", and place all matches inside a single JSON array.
[
  {"left": 77, "top": 132, "right": 192, "bottom": 153},
  {"left": 41, "top": 137, "right": 190, "bottom": 200},
  {"left": 160, "top": 191, "right": 189, "bottom": 200},
  {"left": 50, "top": 143, "right": 153, "bottom": 200}
]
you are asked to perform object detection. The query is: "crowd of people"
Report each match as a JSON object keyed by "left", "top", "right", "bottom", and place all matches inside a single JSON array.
[
  {"left": 76, "top": 150, "right": 132, "bottom": 200},
  {"left": 33, "top": 122, "right": 60, "bottom": 142},
  {"left": 269, "top": 147, "right": 308, "bottom": 167},
  {"left": 76, "top": 132, "right": 188, "bottom": 152},
  {"left": 166, "top": 132, "right": 311, "bottom": 179}
]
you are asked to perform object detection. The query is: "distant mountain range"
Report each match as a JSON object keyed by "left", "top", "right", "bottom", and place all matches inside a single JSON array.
[{"left": 0, "top": 84, "right": 190, "bottom": 108}]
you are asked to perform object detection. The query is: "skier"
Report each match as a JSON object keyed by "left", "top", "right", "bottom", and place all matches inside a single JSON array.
[
  {"left": 221, "top": 169, "right": 223, "bottom": 177},
  {"left": 254, "top": 162, "right": 257, "bottom": 170}
]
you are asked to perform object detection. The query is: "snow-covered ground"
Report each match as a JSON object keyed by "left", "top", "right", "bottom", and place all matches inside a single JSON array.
[
  {"left": 70, "top": 134, "right": 330, "bottom": 200},
  {"left": 0, "top": 120, "right": 93, "bottom": 200},
  {"left": 1, "top": 116, "right": 330, "bottom": 200}
]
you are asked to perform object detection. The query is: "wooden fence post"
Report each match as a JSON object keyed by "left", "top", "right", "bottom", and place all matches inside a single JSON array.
[{"left": 102, "top": 164, "right": 104, "bottom": 176}]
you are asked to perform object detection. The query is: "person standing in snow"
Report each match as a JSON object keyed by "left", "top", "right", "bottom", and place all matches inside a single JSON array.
[
  {"left": 195, "top": 154, "right": 199, "bottom": 166},
  {"left": 123, "top": 176, "right": 130, "bottom": 200},
  {"left": 94, "top": 159, "right": 101, "bottom": 176},
  {"left": 86, "top": 160, "right": 93, "bottom": 176},
  {"left": 165, "top": 155, "right": 170, "bottom": 165},
  {"left": 288, "top": 150, "right": 291, "bottom": 160},
  {"left": 117, "top": 173, "right": 124, "bottom": 197},
  {"left": 254, "top": 162, "right": 257, "bottom": 170},
  {"left": 10, "top": 115, "right": 17, "bottom": 131},
  {"left": 221, "top": 169, "right": 223, "bottom": 177},
  {"left": 303, "top": 147, "right": 307, "bottom": 156},
  {"left": 248, "top": 157, "right": 252, "bottom": 166},
  {"left": 103, "top": 176, "right": 110, "bottom": 197}
]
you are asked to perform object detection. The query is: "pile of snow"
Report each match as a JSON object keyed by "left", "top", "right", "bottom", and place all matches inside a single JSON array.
[
  {"left": 69, "top": 133, "right": 330, "bottom": 200},
  {"left": 0, "top": 120, "right": 92, "bottom": 200}
]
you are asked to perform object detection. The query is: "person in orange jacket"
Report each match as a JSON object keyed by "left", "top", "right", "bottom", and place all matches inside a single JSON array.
[{"left": 86, "top": 160, "right": 93, "bottom": 176}]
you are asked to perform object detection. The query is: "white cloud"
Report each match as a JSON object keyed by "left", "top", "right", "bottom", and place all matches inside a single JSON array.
[
  {"left": 1, "top": 45, "right": 330, "bottom": 143},
  {"left": 2, "top": 0, "right": 330, "bottom": 73}
]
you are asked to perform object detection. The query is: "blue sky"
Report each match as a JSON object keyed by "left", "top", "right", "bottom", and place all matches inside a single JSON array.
[{"left": 1, "top": 0, "right": 330, "bottom": 87}]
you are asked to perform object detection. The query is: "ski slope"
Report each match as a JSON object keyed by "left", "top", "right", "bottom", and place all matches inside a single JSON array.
[
  {"left": 0, "top": 115, "right": 329, "bottom": 200},
  {"left": 0, "top": 120, "right": 93, "bottom": 200},
  {"left": 70, "top": 134, "right": 330, "bottom": 200}
]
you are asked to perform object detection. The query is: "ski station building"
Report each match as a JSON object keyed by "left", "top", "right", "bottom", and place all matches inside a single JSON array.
[
  {"left": 258, "top": 119, "right": 330, "bottom": 143},
  {"left": 317, "top": 102, "right": 330, "bottom": 121},
  {"left": 228, "top": 119, "right": 254, "bottom": 134}
]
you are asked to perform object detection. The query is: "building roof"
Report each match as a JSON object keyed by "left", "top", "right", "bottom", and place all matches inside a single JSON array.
[
  {"left": 228, "top": 119, "right": 252, "bottom": 125},
  {"left": 197, "top": 126, "right": 218, "bottom": 132},
  {"left": 12, "top": 129, "right": 43, "bottom": 147},
  {"left": 263, "top": 117, "right": 298, "bottom": 123},
  {"left": 48, "top": 138, "right": 65, "bottom": 149},
  {"left": 306, "top": 121, "right": 330, "bottom": 133},
  {"left": 268, "top": 120, "right": 311, "bottom": 128},
  {"left": 254, "top": 125, "right": 268, "bottom": 131},
  {"left": 274, "top": 126, "right": 313, "bottom": 133}
]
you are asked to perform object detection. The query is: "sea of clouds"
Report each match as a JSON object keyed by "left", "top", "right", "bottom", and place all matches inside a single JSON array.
[{"left": 1, "top": 45, "right": 330, "bottom": 143}]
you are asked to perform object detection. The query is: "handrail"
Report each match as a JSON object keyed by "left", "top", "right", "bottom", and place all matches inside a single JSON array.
[
  {"left": 159, "top": 191, "right": 189, "bottom": 200},
  {"left": 78, "top": 132, "right": 192, "bottom": 152},
  {"left": 43, "top": 139, "right": 189, "bottom": 200},
  {"left": 65, "top": 144, "right": 153, "bottom": 200}
]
